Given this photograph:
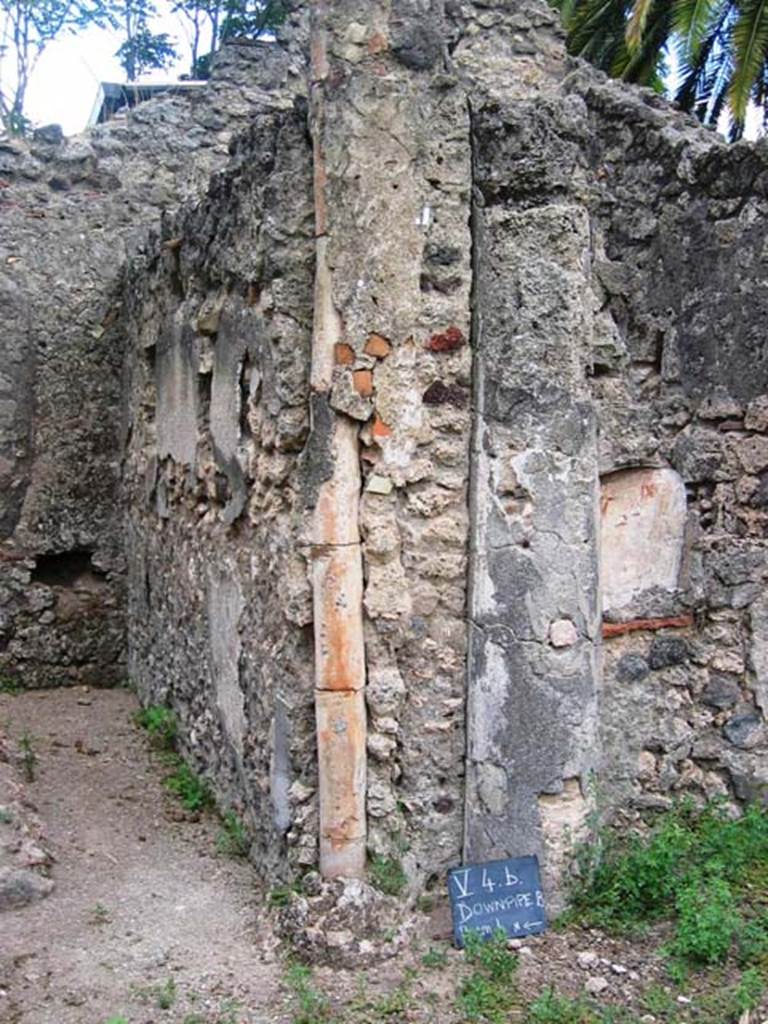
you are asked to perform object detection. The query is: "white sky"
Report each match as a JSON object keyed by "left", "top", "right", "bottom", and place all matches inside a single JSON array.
[{"left": 24, "top": 5, "right": 194, "bottom": 136}]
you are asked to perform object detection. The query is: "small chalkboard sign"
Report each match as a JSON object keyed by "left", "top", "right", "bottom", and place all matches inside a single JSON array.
[{"left": 448, "top": 855, "right": 547, "bottom": 947}]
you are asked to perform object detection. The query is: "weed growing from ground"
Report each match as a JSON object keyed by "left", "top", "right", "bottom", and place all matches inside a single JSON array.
[
  {"left": 155, "top": 977, "right": 176, "bottom": 1010},
  {"left": 0, "top": 808, "right": 13, "bottom": 824},
  {"left": 369, "top": 854, "right": 407, "bottom": 896},
  {"left": 566, "top": 799, "right": 768, "bottom": 969},
  {"left": 458, "top": 929, "right": 521, "bottom": 1023},
  {"left": 216, "top": 999, "right": 242, "bottom": 1024},
  {"left": 421, "top": 946, "right": 448, "bottom": 969},
  {"left": 668, "top": 875, "right": 740, "bottom": 965},
  {"left": 134, "top": 705, "right": 177, "bottom": 750},
  {"left": 284, "top": 963, "right": 331, "bottom": 1024},
  {"left": 692, "top": 967, "right": 766, "bottom": 1024},
  {"left": 526, "top": 988, "right": 602, "bottom": 1023},
  {"left": 526, "top": 990, "right": 645, "bottom": 1023},
  {"left": 0, "top": 676, "right": 21, "bottom": 695},
  {"left": 88, "top": 901, "right": 110, "bottom": 926},
  {"left": 639, "top": 984, "right": 677, "bottom": 1020},
  {"left": 132, "top": 977, "right": 178, "bottom": 1010},
  {"left": 19, "top": 730, "right": 36, "bottom": 782},
  {"left": 164, "top": 759, "right": 212, "bottom": 812},
  {"left": 103, "top": 1017, "right": 128, "bottom": 1024},
  {"left": 216, "top": 810, "right": 250, "bottom": 858},
  {"left": 356, "top": 975, "right": 415, "bottom": 1021},
  {"left": 268, "top": 879, "right": 304, "bottom": 909},
  {"left": 268, "top": 885, "right": 294, "bottom": 908}
]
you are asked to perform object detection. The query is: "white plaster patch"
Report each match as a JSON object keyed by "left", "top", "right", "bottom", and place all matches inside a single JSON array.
[
  {"left": 600, "top": 467, "right": 686, "bottom": 615},
  {"left": 750, "top": 592, "right": 768, "bottom": 716},
  {"left": 156, "top": 311, "right": 198, "bottom": 467},
  {"left": 469, "top": 639, "right": 511, "bottom": 763},
  {"left": 538, "top": 778, "right": 588, "bottom": 890},
  {"left": 206, "top": 570, "right": 246, "bottom": 757}
]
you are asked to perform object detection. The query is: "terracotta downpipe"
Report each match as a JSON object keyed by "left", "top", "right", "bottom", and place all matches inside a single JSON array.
[{"left": 308, "top": 1, "right": 367, "bottom": 879}]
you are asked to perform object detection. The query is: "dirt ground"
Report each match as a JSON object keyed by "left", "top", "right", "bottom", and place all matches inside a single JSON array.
[
  {"left": 1, "top": 687, "right": 291, "bottom": 1024},
  {"left": 2, "top": 687, "right": 763, "bottom": 1024}
]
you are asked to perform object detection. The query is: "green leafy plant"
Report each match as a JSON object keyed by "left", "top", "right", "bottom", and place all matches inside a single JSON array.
[
  {"left": 369, "top": 854, "right": 407, "bottom": 896},
  {"left": 104, "top": 1017, "right": 128, "bottom": 1024},
  {"left": 134, "top": 704, "right": 177, "bottom": 750},
  {"left": 156, "top": 976, "right": 176, "bottom": 1010},
  {"left": 0, "top": 675, "right": 21, "bottom": 695},
  {"left": 737, "top": 910, "right": 768, "bottom": 966},
  {"left": 458, "top": 929, "right": 521, "bottom": 1023},
  {"left": 284, "top": 963, "right": 331, "bottom": 1024},
  {"left": 689, "top": 968, "right": 767, "bottom": 1024},
  {"left": 667, "top": 875, "right": 740, "bottom": 965},
  {"left": 165, "top": 760, "right": 212, "bottom": 812},
  {"left": 216, "top": 999, "right": 242, "bottom": 1024},
  {"left": 88, "top": 901, "right": 110, "bottom": 925},
  {"left": 421, "top": 946, "right": 448, "bottom": 969},
  {"left": 639, "top": 984, "right": 678, "bottom": 1020},
  {"left": 267, "top": 879, "right": 305, "bottom": 909},
  {"left": 733, "top": 967, "right": 765, "bottom": 1014},
  {"left": 526, "top": 988, "right": 597, "bottom": 1024},
  {"left": 566, "top": 799, "right": 768, "bottom": 968},
  {"left": 19, "top": 730, "right": 36, "bottom": 782},
  {"left": 216, "top": 810, "right": 250, "bottom": 858}
]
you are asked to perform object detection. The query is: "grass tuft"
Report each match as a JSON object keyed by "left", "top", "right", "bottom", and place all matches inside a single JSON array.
[
  {"left": 164, "top": 759, "right": 212, "bottom": 812},
  {"left": 369, "top": 854, "right": 407, "bottom": 896},
  {"left": 284, "top": 963, "right": 331, "bottom": 1024},
  {"left": 134, "top": 704, "right": 177, "bottom": 750},
  {"left": 459, "top": 928, "right": 521, "bottom": 1023},
  {"left": 216, "top": 809, "right": 250, "bottom": 858}
]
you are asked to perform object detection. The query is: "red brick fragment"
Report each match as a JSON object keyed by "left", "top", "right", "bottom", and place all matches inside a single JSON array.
[
  {"left": 372, "top": 414, "right": 392, "bottom": 439},
  {"left": 368, "top": 32, "right": 387, "bottom": 54},
  {"left": 364, "top": 333, "right": 392, "bottom": 359},
  {"left": 353, "top": 369, "right": 374, "bottom": 397},
  {"left": 426, "top": 326, "right": 465, "bottom": 353},
  {"left": 334, "top": 343, "right": 355, "bottom": 366},
  {"left": 602, "top": 614, "right": 694, "bottom": 639}
]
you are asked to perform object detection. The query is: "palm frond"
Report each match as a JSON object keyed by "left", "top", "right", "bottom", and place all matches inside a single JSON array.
[
  {"left": 626, "top": 0, "right": 656, "bottom": 52},
  {"left": 728, "top": 0, "right": 768, "bottom": 124},
  {"left": 672, "top": 0, "right": 724, "bottom": 57},
  {"left": 674, "top": 1, "right": 734, "bottom": 121},
  {"left": 621, "top": 0, "right": 673, "bottom": 82},
  {"left": 567, "top": 0, "right": 630, "bottom": 58}
]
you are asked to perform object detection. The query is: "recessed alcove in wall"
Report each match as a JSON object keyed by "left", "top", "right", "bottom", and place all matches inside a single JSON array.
[
  {"left": 600, "top": 467, "right": 687, "bottom": 617},
  {"left": 31, "top": 550, "right": 100, "bottom": 587}
]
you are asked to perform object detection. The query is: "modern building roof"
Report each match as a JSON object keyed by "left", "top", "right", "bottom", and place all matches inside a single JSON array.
[{"left": 88, "top": 80, "right": 207, "bottom": 127}]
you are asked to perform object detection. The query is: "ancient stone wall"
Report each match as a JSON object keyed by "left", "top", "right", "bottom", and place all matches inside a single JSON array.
[
  {"left": 4, "top": 0, "right": 768, "bottom": 904},
  {"left": 122, "top": 100, "right": 318, "bottom": 876},
  {"left": 0, "top": 39, "right": 304, "bottom": 688},
  {"left": 465, "top": 37, "right": 768, "bottom": 877},
  {"left": 574, "top": 70, "right": 768, "bottom": 817}
]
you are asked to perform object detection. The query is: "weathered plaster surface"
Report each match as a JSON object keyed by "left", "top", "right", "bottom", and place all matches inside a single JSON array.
[{"left": 600, "top": 468, "right": 687, "bottom": 615}]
